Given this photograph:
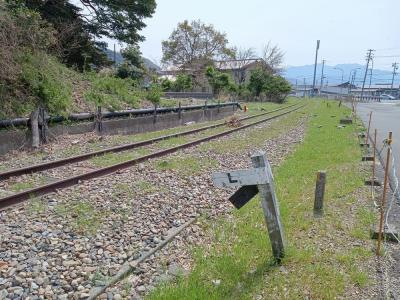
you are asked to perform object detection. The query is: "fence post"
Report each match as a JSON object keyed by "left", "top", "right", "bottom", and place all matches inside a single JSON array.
[
  {"left": 96, "top": 106, "right": 103, "bottom": 133},
  {"left": 251, "top": 152, "right": 286, "bottom": 260},
  {"left": 314, "top": 171, "right": 326, "bottom": 217},
  {"left": 38, "top": 107, "right": 49, "bottom": 144},
  {"left": 153, "top": 104, "right": 157, "bottom": 124},
  {"left": 178, "top": 102, "right": 182, "bottom": 120},
  {"left": 376, "top": 132, "right": 393, "bottom": 255}
]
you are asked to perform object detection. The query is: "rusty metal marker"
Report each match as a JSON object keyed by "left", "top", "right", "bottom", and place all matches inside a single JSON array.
[{"left": 212, "top": 151, "right": 286, "bottom": 260}]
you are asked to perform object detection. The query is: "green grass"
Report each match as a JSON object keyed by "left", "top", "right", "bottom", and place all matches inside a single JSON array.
[
  {"left": 55, "top": 201, "right": 104, "bottom": 235},
  {"left": 147, "top": 100, "right": 375, "bottom": 300},
  {"left": 155, "top": 156, "right": 218, "bottom": 176},
  {"left": 9, "top": 181, "right": 35, "bottom": 192},
  {"left": 89, "top": 149, "right": 150, "bottom": 168}
]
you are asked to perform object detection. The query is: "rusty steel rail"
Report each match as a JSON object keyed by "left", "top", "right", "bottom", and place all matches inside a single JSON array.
[
  {"left": 0, "top": 104, "right": 298, "bottom": 180},
  {"left": 0, "top": 104, "right": 306, "bottom": 210}
]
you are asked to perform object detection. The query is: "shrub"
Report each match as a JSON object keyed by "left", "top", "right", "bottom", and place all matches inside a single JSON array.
[
  {"left": 161, "top": 78, "right": 173, "bottom": 91},
  {"left": 248, "top": 68, "right": 271, "bottom": 97},
  {"left": 247, "top": 68, "right": 291, "bottom": 102},
  {"left": 205, "top": 66, "right": 236, "bottom": 97},
  {"left": 264, "top": 75, "right": 291, "bottom": 103},
  {"left": 172, "top": 74, "right": 192, "bottom": 92},
  {"left": 146, "top": 83, "right": 163, "bottom": 106}
]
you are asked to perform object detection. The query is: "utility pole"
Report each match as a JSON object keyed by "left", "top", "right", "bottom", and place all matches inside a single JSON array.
[
  {"left": 361, "top": 49, "right": 375, "bottom": 99},
  {"left": 295, "top": 79, "right": 298, "bottom": 96},
  {"left": 391, "top": 62, "right": 398, "bottom": 91},
  {"left": 303, "top": 78, "right": 307, "bottom": 98},
  {"left": 369, "top": 59, "right": 374, "bottom": 90},
  {"left": 319, "top": 59, "right": 326, "bottom": 93},
  {"left": 312, "top": 40, "right": 320, "bottom": 97}
]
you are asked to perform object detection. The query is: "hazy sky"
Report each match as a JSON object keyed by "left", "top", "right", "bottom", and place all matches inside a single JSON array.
[{"left": 130, "top": 0, "right": 400, "bottom": 70}]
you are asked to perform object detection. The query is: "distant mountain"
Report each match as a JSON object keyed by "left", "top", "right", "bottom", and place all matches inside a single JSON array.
[
  {"left": 104, "top": 49, "right": 160, "bottom": 71},
  {"left": 283, "top": 63, "right": 398, "bottom": 87}
]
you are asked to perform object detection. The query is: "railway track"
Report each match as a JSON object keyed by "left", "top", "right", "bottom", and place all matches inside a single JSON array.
[
  {"left": 0, "top": 103, "right": 305, "bottom": 210},
  {"left": 0, "top": 103, "right": 297, "bottom": 180}
]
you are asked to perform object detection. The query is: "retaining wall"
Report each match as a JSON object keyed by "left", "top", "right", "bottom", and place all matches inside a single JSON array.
[{"left": 0, "top": 106, "right": 236, "bottom": 156}]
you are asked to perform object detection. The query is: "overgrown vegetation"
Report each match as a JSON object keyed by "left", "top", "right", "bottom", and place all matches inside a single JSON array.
[
  {"left": 84, "top": 74, "right": 141, "bottom": 111},
  {"left": 148, "top": 101, "right": 376, "bottom": 299},
  {"left": 0, "top": 1, "right": 156, "bottom": 118}
]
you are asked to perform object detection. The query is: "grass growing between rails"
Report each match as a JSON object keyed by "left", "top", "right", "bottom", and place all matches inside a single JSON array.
[{"left": 147, "top": 100, "right": 376, "bottom": 300}]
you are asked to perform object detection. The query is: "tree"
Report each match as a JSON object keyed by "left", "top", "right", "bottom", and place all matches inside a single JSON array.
[
  {"left": 117, "top": 45, "right": 145, "bottom": 80},
  {"left": 248, "top": 68, "right": 271, "bottom": 97},
  {"left": 162, "top": 20, "right": 234, "bottom": 67},
  {"left": 205, "top": 66, "right": 236, "bottom": 97},
  {"left": 9, "top": 0, "right": 156, "bottom": 69},
  {"left": 247, "top": 67, "right": 291, "bottom": 102},
  {"left": 261, "top": 41, "right": 284, "bottom": 74},
  {"left": 172, "top": 74, "right": 192, "bottom": 92},
  {"left": 75, "top": 0, "right": 156, "bottom": 44},
  {"left": 264, "top": 76, "right": 291, "bottom": 103}
]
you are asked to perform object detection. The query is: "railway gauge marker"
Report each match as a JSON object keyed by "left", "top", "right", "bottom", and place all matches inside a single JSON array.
[{"left": 212, "top": 151, "right": 286, "bottom": 260}]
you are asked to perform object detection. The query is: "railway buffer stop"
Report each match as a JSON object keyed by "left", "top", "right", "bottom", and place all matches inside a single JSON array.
[{"left": 212, "top": 151, "right": 286, "bottom": 261}]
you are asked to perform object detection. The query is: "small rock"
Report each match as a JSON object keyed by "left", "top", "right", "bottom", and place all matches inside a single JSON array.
[
  {"left": 31, "top": 282, "right": 39, "bottom": 290},
  {"left": 136, "top": 285, "right": 146, "bottom": 292},
  {"left": 212, "top": 279, "right": 221, "bottom": 286},
  {"left": 80, "top": 293, "right": 90, "bottom": 299}
]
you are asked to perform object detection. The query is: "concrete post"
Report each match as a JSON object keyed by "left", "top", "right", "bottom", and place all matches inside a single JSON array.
[{"left": 251, "top": 152, "right": 286, "bottom": 260}]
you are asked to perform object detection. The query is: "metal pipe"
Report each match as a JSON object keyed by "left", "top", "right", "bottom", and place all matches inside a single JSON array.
[{"left": 0, "top": 103, "right": 241, "bottom": 128}]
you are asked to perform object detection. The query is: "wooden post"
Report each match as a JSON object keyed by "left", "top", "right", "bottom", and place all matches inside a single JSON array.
[
  {"left": 96, "top": 106, "right": 103, "bottom": 133},
  {"left": 153, "top": 104, "right": 157, "bottom": 124},
  {"left": 365, "top": 111, "right": 372, "bottom": 145},
  {"left": 314, "top": 171, "right": 326, "bottom": 217},
  {"left": 251, "top": 152, "right": 286, "bottom": 260},
  {"left": 376, "top": 132, "right": 392, "bottom": 255}
]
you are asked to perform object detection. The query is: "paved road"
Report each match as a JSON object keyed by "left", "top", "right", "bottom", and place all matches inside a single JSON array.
[{"left": 356, "top": 102, "right": 400, "bottom": 176}]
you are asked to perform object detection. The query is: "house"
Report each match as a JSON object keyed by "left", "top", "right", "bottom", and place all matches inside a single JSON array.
[
  {"left": 214, "top": 59, "right": 267, "bottom": 85},
  {"left": 159, "top": 58, "right": 267, "bottom": 93}
]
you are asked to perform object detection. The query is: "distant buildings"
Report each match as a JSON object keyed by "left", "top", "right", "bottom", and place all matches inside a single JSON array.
[
  {"left": 292, "top": 81, "right": 400, "bottom": 98},
  {"left": 159, "top": 58, "right": 267, "bottom": 92}
]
